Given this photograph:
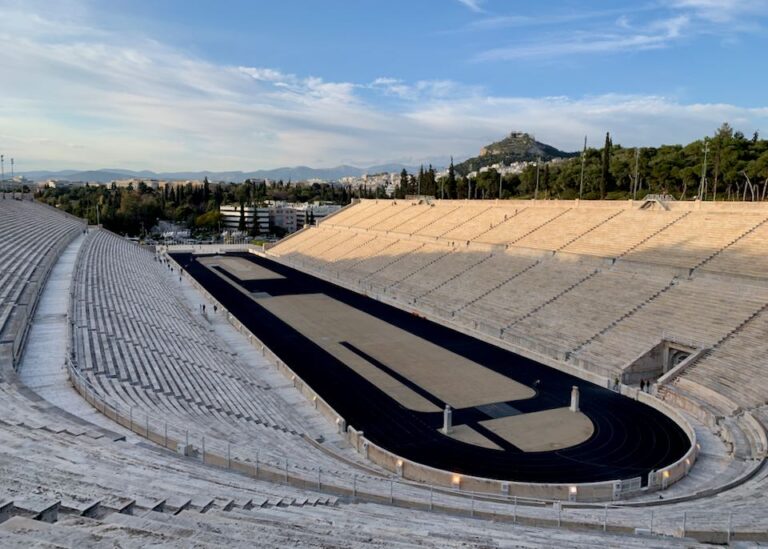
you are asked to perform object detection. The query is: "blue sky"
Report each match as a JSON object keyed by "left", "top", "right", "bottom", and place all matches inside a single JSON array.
[{"left": 1, "top": 0, "right": 767, "bottom": 171}]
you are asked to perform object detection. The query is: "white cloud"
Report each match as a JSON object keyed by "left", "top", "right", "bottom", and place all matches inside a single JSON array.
[
  {"left": 0, "top": 2, "right": 766, "bottom": 171},
  {"left": 667, "top": 0, "right": 768, "bottom": 22},
  {"left": 404, "top": 94, "right": 768, "bottom": 153},
  {"left": 474, "top": 15, "right": 690, "bottom": 61},
  {"left": 456, "top": 0, "right": 484, "bottom": 13}
]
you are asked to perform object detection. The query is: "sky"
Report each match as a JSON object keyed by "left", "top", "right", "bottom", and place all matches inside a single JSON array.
[{"left": 1, "top": 0, "right": 767, "bottom": 172}]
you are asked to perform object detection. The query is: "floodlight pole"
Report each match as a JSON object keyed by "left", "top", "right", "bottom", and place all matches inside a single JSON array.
[
  {"left": 499, "top": 171, "right": 503, "bottom": 199},
  {"left": 1, "top": 154, "right": 4, "bottom": 192},
  {"left": 534, "top": 157, "right": 540, "bottom": 200}
]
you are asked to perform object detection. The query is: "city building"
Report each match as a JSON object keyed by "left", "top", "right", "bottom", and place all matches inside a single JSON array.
[{"left": 220, "top": 201, "right": 342, "bottom": 235}]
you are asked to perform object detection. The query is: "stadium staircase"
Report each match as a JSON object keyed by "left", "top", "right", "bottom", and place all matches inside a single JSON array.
[
  {"left": 385, "top": 248, "right": 454, "bottom": 290},
  {"left": 403, "top": 204, "right": 461, "bottom": 235},
  {"left": 362, "top": 242, "right": 426, "bottom": 279},
  {"left": 330, "top": 233, "right": 378, "bottom": 264},
  {"left": 436, "top": 205, "right": 495, "bottom": 239},
  {"left": 416, "top": 253, "right": 494, "bottom": 301},
  {"left": 505, "top": 269, "right": 600, "bottom": 328},
  {"left": 451, "top": 259, "right": 543, "bottom": 314},
  {"left": 475, "top": 208, "right": 570, "bottom": 245},
  {"left": 617, "top": 211, "right": 690, "bottom": 258},
  {"left": 692, "top": 216, "right": 768, "bottom": 272},
  {"left": 556, "top": 209, "right": 624, "bottom": 251},
  {"left": 569, "top": 279, "right": 678, "bottom": 355}
]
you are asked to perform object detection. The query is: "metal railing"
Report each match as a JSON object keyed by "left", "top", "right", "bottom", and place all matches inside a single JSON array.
[{"left": 64, "top": 357, "right": 756, "bottom": 542}]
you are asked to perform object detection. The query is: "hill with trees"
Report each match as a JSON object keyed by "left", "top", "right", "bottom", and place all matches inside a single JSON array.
[{"left": 454, "top": 132, "right": 578, "bottom": 175}]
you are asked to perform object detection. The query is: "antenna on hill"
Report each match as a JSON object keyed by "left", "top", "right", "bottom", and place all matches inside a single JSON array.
[{"left": 578, "top": 136, "right": 587, "bottom": 199}]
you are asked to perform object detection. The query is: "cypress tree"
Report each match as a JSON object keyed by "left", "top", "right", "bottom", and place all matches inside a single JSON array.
[
  {"left": 600, "top": 132, "right": 612, "bottom": 199},
  {"left": 447, "top": 157, "right": 456, "bottom": 198},
  {"left": 398, "top": 169, "right": 408, "bottom": 199}
]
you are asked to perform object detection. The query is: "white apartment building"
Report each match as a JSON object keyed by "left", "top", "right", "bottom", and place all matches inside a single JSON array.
[
  {"left": 220, "top": 201, "right": 342, "bottom": 235},
  {"left": 219, "top": 204, "right": 256, "bottom": 230}
]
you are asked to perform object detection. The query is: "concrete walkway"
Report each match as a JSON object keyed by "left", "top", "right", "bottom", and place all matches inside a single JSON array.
[{"left": 18, "top": 232, "right": 138, "bottom": 441}]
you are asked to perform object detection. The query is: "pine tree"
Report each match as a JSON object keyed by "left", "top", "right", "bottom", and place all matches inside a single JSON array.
[
  {"left": 600, "top": 132, "right": 612, "bottom": 199},
  {"left": 447, "top": 157, "right": 456, "bottom": 199}
]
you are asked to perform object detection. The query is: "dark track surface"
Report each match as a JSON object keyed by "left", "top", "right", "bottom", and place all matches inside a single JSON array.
[{"left": 172, "top": 252, "right": 690, "bottom": 484}]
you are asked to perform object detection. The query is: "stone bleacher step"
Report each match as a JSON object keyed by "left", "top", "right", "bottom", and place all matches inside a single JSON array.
[
  {"left": 570, "top": 279, "right": 677, "bottom": 354},
  {"left": 387, "top": 249, "right": 453, "bottom": 290},
  {"left": 59, "top": 499, "right": 102, "bottom": 519},
  {"left": 164, "top": 497, "right": 193, "bottom": 515},
  {"left": 556, "top": 209, "right": 625, "bottom": 251},
  {"left": 0, "top": 501, "right": 12, "bottom": 524},
  {"left": 693, "top": 215, "right": 768, "bottom": 271},
  {"left": 8, "top": 498, "right": 61, "bottom": 523},
  {"left": 367, "top": 243, "right": 427, "bottom": 278},
  {"left": 99, "top": 496, "right": 136, "bottom": 516},
  {"left": 454, "top": 259, "right": 542, "bottom": 313},
  {"left": 505, "top": 208, "right": 572, "bottom": 245},
  {"left": 417, "top": 253, "right": 493, "bottom": 301},
  {"left": 0, "top": 515, "right": 101, "bottom": 547},
  {"left": 618, "top": 211, "right": 690, "bottom": 258},
  {"left": 105, "top": 510, "right": 253, "bottom": 545},
  {"left": 711, "top": 302, "right": 768, "bottom": 351},
  {"left": 506, "top": 269, "right": 599, "bottom": 328},
  {"left": 330, "top": 234, "right": 379, "bottom": 264}
]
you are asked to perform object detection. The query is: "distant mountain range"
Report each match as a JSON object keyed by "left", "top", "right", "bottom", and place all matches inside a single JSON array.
[
  {"left": 19, "top": 164, "right": 422, "bottom": 184},
  {"left": 454, "top": 132, "right": 577, "bottom": 175},
  {"left": 19, "top": 132, "right": 577, "bottom": 184}
]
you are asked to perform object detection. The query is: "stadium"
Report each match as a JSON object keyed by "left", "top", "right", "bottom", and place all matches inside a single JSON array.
[{"left": 1, "top": 193, "right": 767, "bottom": 546}]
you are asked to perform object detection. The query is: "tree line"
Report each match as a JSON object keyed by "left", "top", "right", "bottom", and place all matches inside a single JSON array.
[
  {"left": 37, "top": 178, "right": 356, "bottom": 237},
  {"left": 393, "top": 124, "right": 768, "bottom": 201},
  {"left": 37, "top": 123, "right": 768, "bottom": 235}
]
